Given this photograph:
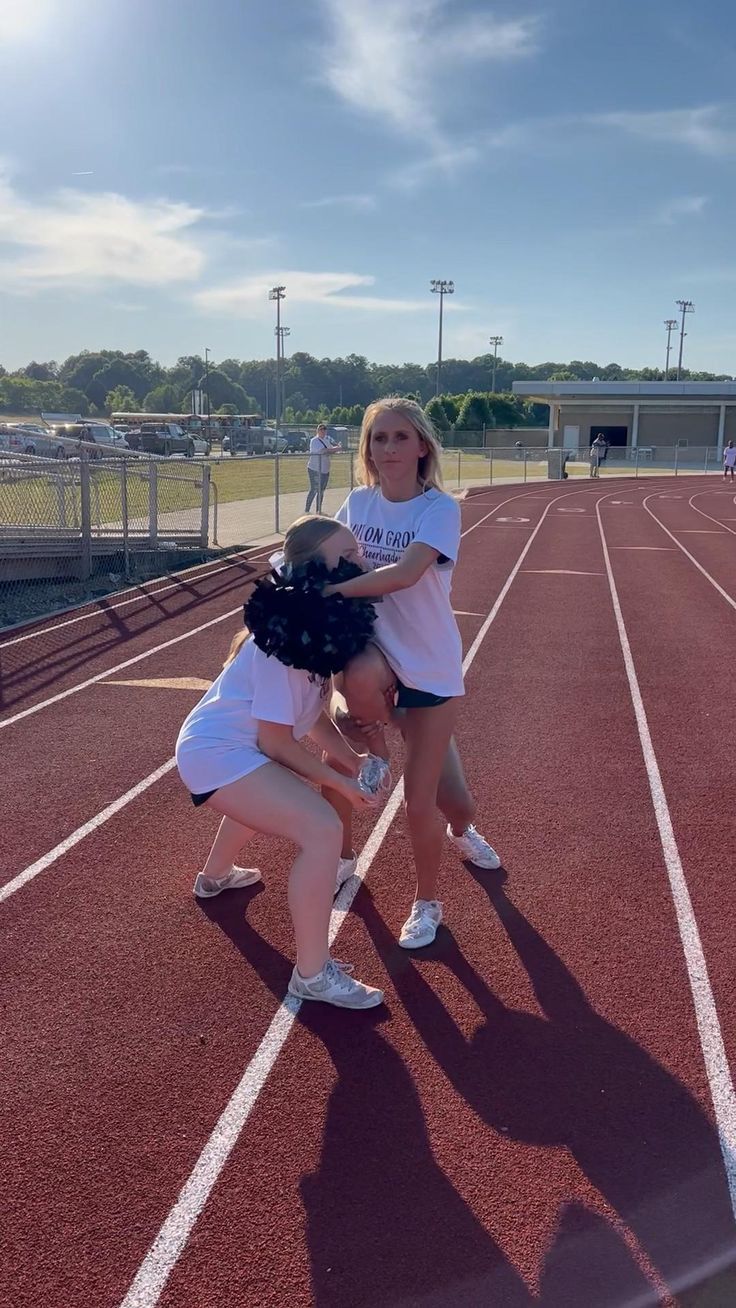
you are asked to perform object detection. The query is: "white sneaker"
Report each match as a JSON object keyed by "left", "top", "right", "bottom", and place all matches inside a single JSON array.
[
  {"left": 193, "top": 865, "right": 262, "bottom": 898},
  {"left": 288, "top": 958, "right": 384, "bottom": 1009},
  {"left": 335, "top": 854, "right": 358, "bottom": 896},
  {"left": 447, "top": 824, "right": 501, "bottom": 870},
  {"left": 399, "top": 899, "right": 443, "bottom": 950}
]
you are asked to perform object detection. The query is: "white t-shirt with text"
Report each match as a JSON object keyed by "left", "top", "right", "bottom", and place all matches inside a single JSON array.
[
  {"left": 336, "top": 486, "right": 464, "bottom": 697},
  {"left": 175, "top": 636, "right": 326, "bottom": 793}
]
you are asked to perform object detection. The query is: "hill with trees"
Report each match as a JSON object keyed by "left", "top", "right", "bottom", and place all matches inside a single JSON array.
[{"left": 1, "top": 349, "right": 731, "bottom": 430}]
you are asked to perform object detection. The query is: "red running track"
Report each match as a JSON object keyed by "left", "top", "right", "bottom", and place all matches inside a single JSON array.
[{"left": 2, "top": 476, "right": 736, "bottom": 1308}]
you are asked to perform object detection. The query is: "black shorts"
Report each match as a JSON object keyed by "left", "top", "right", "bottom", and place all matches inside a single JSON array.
[
  {"left": 191, "top": 788, "right": 218, "bottom": 807},
  {"left": 394, "top": 679, "right": 450, "bottom": 709}
]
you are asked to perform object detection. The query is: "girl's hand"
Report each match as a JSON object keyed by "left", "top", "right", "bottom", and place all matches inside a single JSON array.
[{"left": 337, "top": 775, "right": 374, "bottom": 811}]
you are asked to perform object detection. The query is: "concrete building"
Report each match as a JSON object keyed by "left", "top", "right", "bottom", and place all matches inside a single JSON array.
[{"left": 512, "top": 382, "right": 736, "bottom": 457}]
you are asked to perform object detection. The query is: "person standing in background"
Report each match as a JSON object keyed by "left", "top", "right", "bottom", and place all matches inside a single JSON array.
[{"left": 306, "top": 424, "right": 341, "bottom": 512}]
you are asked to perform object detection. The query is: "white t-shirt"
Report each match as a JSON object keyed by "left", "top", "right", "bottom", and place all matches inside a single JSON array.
[
  {"left": 724, "top": 446, "right": 736, "bottom": 468},
  {"left": 336, "top": 485, "right": 464, "bottom": 697},
  {"left": 308, "top": 435, "right": 333, "bottom": 474},
  {"left": 175, "top": 636, "right": 326, "bottom": 793}
]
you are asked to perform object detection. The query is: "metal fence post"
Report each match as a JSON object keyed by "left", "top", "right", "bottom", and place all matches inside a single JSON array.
[
  {"left": 199, "top": 463, "right": 210, "bottom": 547},
  {"left": 148, "top": 460, "right": 158, "bottom": 547},
  {"left": 489, "top": 449, "right": 493, "bottom": 484},
  {"left": 704, "top": 446, "right": 711, "bottom": 475},
  {"left": 524, "top": 450, "right": 528, "bottom": 483},
  {"left": 635, "top": 447, "right": 640, "bottom": 478},
  {"left": 55, "top": 473, "right": 67, "bottom": 528},
  {"left": 457, "top": 449, "right": 461, "bottom": 489},
  {"left": 121, "top": 461, "right": 131, "bottom": 579},
  {"left": 274, "top": 453, "right": 280, "bottom": 533},
  {"left": 349, "top": 451, "right": 354, "bottom": 491},
  {"left": 79, "top": 452, "right": 92, "bottom": 580},
  {"left": 674, "top": 444, "right": 679, "bottom": 477}
]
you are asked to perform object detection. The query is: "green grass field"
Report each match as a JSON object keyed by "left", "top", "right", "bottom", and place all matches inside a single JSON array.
[{"left": 0, "top": 449, "right": 690, "bottom": 532}]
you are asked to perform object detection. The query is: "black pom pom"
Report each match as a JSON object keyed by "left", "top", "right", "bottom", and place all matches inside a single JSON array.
[{"left": 243, "top": 557, "right": 376, "bottom": 679}]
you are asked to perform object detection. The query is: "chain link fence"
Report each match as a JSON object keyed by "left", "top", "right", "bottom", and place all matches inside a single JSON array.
[
  {"left": 1, "top": 441, "right": 724, "bottom": 630},
  {"left": 0, "top": 448, "right": 210, "bottom": 628}
]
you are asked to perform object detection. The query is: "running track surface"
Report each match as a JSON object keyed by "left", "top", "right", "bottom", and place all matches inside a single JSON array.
[{"left": 3, "top": 476, "right": 736, "bottom": 1308}]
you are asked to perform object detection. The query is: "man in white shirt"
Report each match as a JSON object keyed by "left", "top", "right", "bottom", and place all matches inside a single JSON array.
[
  {"left": 724, "top": 440, "right": 736, "bottom": 481},
  {"left": 306, "top": 424, "right": 340, "bottom": 512}
]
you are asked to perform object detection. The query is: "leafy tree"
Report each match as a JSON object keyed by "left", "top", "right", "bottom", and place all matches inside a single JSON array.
[
  {"left": 455, "top": 392, "right": 491, "bottom": 430},
  {"left": 21, "top": 360, "right": 58, "bottom": 381},
  {"left": 59, "top": 386, "right": 90, "bottom": 416},
  {"left": 106, "top": 385, "right": 137, "bottom": 413},
  {"left": 347, "top": 404, "right": 364, "bottom": 426},
  {"left": 143, "top": 384, "right": 184, "bottom": 413},
  {"left": 425, "top": 397, "right": 450, "bottom": 432},
  {"left": 217, "top": 403, "right": 238, "bottom": 415},
  {"left": 198, "top": 367, "right": 248, "bottom": 412}
]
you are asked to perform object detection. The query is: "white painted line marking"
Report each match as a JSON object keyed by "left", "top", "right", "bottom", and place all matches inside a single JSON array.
[
  {"left": 556, "top": 508, "right": 586, "bottom": 513},
  {"left": 597, "top": 498, "right": 736, "bottom": 1220},
  {"left": 495, "top": 516, "right": 530, "bottom": 523},
  {"left": 0, "top": 607, "right": 242, "bottom": 731},
  {"left": 611, "top": 546, "right": 675, "bottom": 551},
  {"left": 521, "top": 569, "right": 603, "bottom": 576},
  {"left": 641, "top": 496, "right": 736, "bottom": 615},
  {"left": 104, "top": 678, "right": 213, "bottom": 691},
  {"left": 606, "top": 501, "right": 633, "bottom": 505},
  {"left": 452, "top": 610, "right": 484, "bottom": 617},
  {"left": 676, "top": 530, "right": 726, "bottom": 535},
  {"left": 0, "top": 760, "right": 177, "bottom": 905},
  {"left": 118, "top": 489, "right": 571, "bottom": 1308}
]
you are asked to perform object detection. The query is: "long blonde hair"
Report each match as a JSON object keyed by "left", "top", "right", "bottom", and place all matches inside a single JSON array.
[
  {"left": 357, "top": 396, "right": 444, "bottom": 491},
  {"left": 225, "top": 514, "right": 344, "bottom": 665}
]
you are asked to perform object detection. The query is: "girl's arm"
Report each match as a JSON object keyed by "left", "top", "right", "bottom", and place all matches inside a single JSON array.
[
  {"left": 307, "top": 711, "right": 365, "bottom": 772},
  {"left": 324, "top": 541, "right": 440, "bottom": 599},
  {"left": 256, "top": 720, "right": 369, "bottom": 806}
]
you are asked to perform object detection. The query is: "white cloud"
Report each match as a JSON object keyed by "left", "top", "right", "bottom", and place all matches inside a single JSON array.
[
  {"left": 590, "top": 105, "right": 736, "bottom": 156},
  {"left": 300, "top": 193, "right": 377, "bottom": 211},
  {"left": 0, "top": 166, "right": 209, "bottom": 291},
  {"left": 319, "top": 0, "right": 539, "bottom": 145},
  {"left": 654, "top": 195, "right": 708, "bottom": 225},
  {"left": 195, "top": 270, "right": 431, "bottom": 315}
]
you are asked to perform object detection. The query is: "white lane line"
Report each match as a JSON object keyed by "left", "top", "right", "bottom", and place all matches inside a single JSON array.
[
  {"left": 117, "top": 487, "right": 573, "bottom": 1308},
  {"left": 0, "top": 607, "right": 243, "bottom": 731},
  {"left": 611, "top": 546, "right": 675, "bottom": 551},
  {"left": 521, "top": 569, "right": 603, "bottom": 576},
  {"left": 676, "top": 530, "right": 726, "bottom": 535},
  {"left": 0, "top": 760, "right": 177, "bottom": 905},
  {"left": 687, "top": 493, "right": 736, "bottom": 538},
  {"left": 0, "top": 548, "right": 263, "bottom": 650},
  {"left": 597, "top": 497, "right": 736, "bottom": 1218},
  {"left": 642, "top": 496, "right": 736, "bottom": 616}
]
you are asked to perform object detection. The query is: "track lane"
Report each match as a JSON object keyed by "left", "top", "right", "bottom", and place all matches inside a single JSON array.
[{"left": 130, "top": 493, "right": 736, "bottom": 1308}]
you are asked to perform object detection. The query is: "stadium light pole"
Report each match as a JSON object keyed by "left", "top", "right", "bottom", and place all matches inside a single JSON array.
[
  {"left": 276, "top": 325, "right": 290, "bottom": 423},
  {"left": 269, "top": 285, "right": 286, "bottom": 426},
  {"left": 675, "top": 300, "right": 694, "bottom": 380},
  {"left": 489, "top": 335, "right": 504, "bottom": 393},
  {"left": 204, "top": 347, "right": 211, "bottom": 422},
  {"left": 663, "top": 319, "right": 678, "bottom": 381},
  {"left": 430, "top": 279, "right": 454, "bottom": 396}
]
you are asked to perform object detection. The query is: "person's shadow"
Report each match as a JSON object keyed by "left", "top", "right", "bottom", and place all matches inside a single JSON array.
[{"left": 358, "top": 878, "right": 736, "bottom": 1304}]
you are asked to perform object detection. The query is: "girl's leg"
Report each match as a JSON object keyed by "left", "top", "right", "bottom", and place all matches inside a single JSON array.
[
  {"left": 337, "top": 643, "right": 397, "bottom": 760},
  {"left": 402, "top": 700, "right": 458, "bottom": 902},
  {"left": 321, "top": 756, "right": 355, "bottom": 860},
  {"left": 206, "top": 763, "right": 342, "bottom": 977},
  {"left": 201, "top": 815, "right": 256, "bottom": 881},
  {"left": 436, "top": 738, "right": 476, "bottom": 833}
]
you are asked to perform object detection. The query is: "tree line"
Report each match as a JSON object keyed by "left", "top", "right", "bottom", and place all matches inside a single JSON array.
[{"left": 1, "top": 350, "right": 732, "bottom": 430}]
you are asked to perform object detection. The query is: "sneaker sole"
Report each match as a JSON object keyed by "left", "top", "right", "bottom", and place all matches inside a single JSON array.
[
  {"left": 398, "top": 929, "right": 439, "bottom": 950},
  {"left": 193, "top": 871, "right": 262, "bottom": 898},
  {"left": 287, "top": 983, "right": 384, "bottom": 1009}
]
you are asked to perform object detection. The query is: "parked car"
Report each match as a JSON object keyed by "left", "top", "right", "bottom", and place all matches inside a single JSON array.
[
  {"left": 223, "top": 427, "right": 287, "bottom": 455},
  {"left": 48, "top": 423, "right": 129, "bottom": 458},
  {"left": 190, "top": 434, "right": 211, "bottom": 456},
  {"left": 125, "top": 423, "right": 194, "bottom": 457},
  {"left": 284, "top": 430, "right": 309, "bottom": 453},
  {"left": 1, "top": 423, "right": 74, "bottom": 458}
]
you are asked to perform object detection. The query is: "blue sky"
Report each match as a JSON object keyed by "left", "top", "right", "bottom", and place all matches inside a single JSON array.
[{"left": 1, "top": 0, "right": 736, "bottom": 372}]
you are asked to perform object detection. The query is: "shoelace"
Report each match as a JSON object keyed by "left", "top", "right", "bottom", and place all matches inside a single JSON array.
[{"left": 325, "top": 959, "right": 356, "bottom": 989}]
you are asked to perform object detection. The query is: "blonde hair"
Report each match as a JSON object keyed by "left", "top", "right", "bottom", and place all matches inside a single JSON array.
[
  {"left": 224, "top": 515, "right": 344, "bottom": 665},
  {"left": 357, "top": 396, "right": 444, "bottom": 491}
]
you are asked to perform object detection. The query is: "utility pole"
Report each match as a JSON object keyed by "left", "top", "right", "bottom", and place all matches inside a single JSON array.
[
  {"left": 204, "top": 347, "right": 211, "bottom": 424},
  {"left": 675, "top": 300, "right": 694, "bottom": 380},
  {"left": 430, "top": 279, "right": 454, "bottom": 396},
  {"left": 276, "top": 325, "right": 290, "bottom": 423},
  {"left": 269, "top": 285, "right": 286, "bottom": 426},
  {"left": 489, "top": 335, "right": 503, "bottom": 393},
  {"left": 663, "top": 319, "right": 678, "bottom": 381}
]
